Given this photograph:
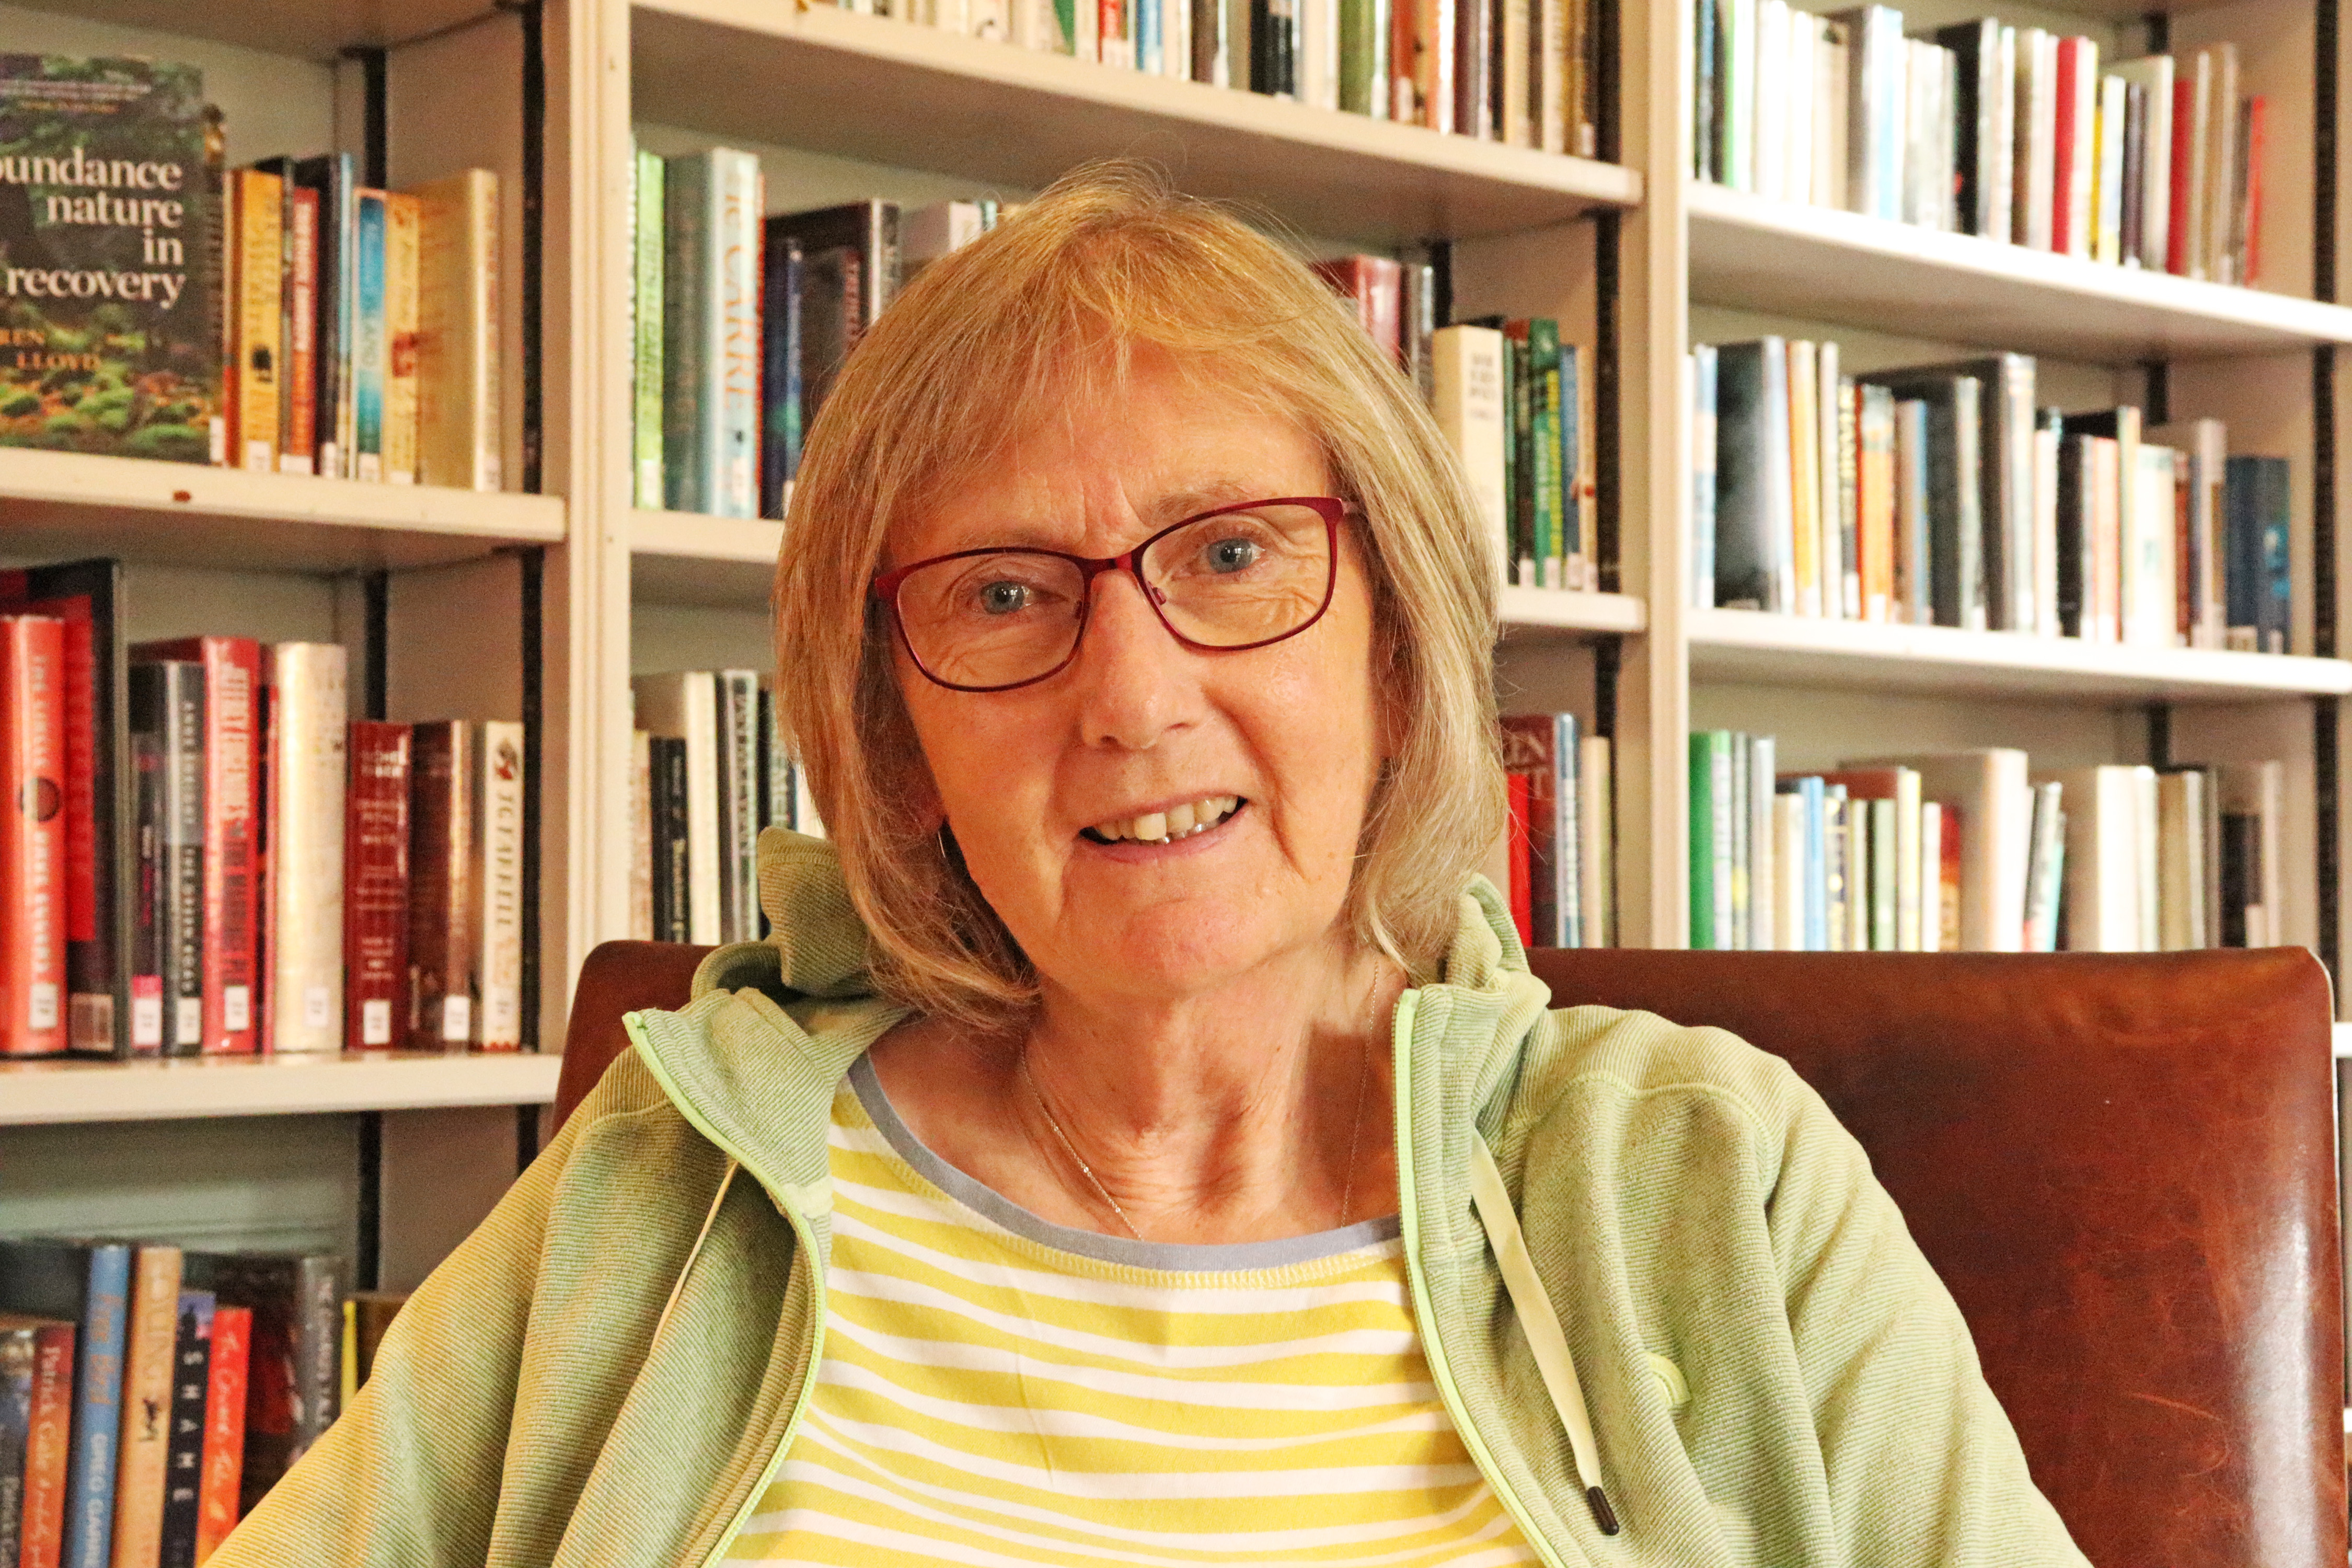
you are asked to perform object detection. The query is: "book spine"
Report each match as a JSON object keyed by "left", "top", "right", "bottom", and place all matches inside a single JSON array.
[
  {"left": 342, "top": 722, "right": 411, "bottom": 1048},
  {"left": 720, "top": 673, "right": 757, "bottom": 944},
  {"left": 64, "top": 1245, "right": 132, "bottom": 1568},
  {"left": 127, "top": 665, "right": 206, "bottom": 1057},
  {"left": 262, "top": 646, "right": 347, "bottom": 1053},
  {"left": 21, "top": 1320, "right": 75, "bottom": 1568},
  {"left": 1690, "top": 346, "right": 1717, "bottom": 607},
  {"left": 716, "top": 154, "right": 763, "bottom": 520},
  {"left": 1498, "top": 717, "right": 1560, "bottom": 947},
  {"left": 108, "top": 1247, "right": 182, "bottom": 1568},
  {"left": 289, "top": 1260, "right": 342, "bottom": 1465},
  {"left": 759, "top": 229, "right": 802, "bottom": 518},
  {"left": 653, "top": 736, "right": 689, "bottom": 944},
  {"left": 4, "top": 1325, "right": 30, "bottom": 1568},
  {"left": 1, "top": 615, "right": 66, "bottom": 1055},
  {"left": 630, "top": 729, "right": 653, "bottom": 942},
  {"left": 332, "top": 162, "right": 358, "bottom": 477},
  {"left": 231, "top": 170, "right": 282, "bottom": 474},
  {"left": 353, "top": 192, "right": 388, "bottom": 482},
  {"left": 281, "top": 188, "right": 318, "bottom": 475},
  {"left": 662, "top": 155, "right": 709, "bottom": 513},
  {"left": 156, "top": 1294, "right": 211, "bottom": 1568},
  {"left": 197, "top": 641, "right": 259, "bottom": 1056},
  {"left": 470, "top": 721, "right": 525, "bottom": 1050},
  {"left": 634, "top": 150, "right": 667, "bottom": 511},
  {"left": 190, "top": 1306, "right": 247, "bottom": 1566},
  {"left": 405, "top": 722, "right": 474, "bottom": 1049},
  {"left": 1428, "top": 327, "right": 1508, "bottom": 586},
  {"left": 414, "top": 171, "right": 502, "bottom": 491},
  {"left": 383, "top": 192, "right": 421, "bottom": 484}
]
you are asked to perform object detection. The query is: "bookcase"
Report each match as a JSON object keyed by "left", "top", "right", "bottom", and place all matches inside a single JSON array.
[{"left": 4, "top": 0, "right": 2350, "bottom": 1364}]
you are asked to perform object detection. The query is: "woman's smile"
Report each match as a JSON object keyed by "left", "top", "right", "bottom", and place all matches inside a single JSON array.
[{"left": 1077, "top": 794, "right": 1248, "bottom": 857}]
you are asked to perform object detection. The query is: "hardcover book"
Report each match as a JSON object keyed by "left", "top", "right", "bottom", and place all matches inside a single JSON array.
[
  {"left": 469, "top": 720, "right": 525, "bottom": 1050},
  {"left": 1, "top": 1311, "right": 75, "bottom": 1568},
  {"left": 407, "top": 720, "right": 474, "bottom": 1049},
  {"left": 126, "top": 661, "right": 202, "bottom": 1055},
  {"left": 0, "top": 1240, "right": 134, "bottom": 1568},
  {"left": 154, "top": 1292, "right": 211, "bottom": 1568},
  {"left": 0, "top": 56, "right": 216, "bottom": 462},
  {"left": 342, "top": 721, "right": 410, "bottom": 1049},
  {"left": 1, "top": 613, "right": 67, "bottom": 1055},
  {"left": 259, "top": 643, "right": 346, "bottom": 1053},
  {"left": 179, "top": 1254, "right": 339, "bottom": 1516}
]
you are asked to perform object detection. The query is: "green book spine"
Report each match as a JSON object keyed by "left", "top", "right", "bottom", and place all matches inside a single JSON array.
[
  {"left": 1689, "top": 730, "right": 1720, "bottom": 949},
  {"left": 661, "top": 152, "right": 709, "bottom": 514},
  {"left": 1508, "top": 333, "right": 1532, "bottom": 584},
  {"left": 1531, "top": 318, "right": 1562, "bottom": 587},
  {"left": 632, "top": 147, "right": 664, "bottom": 510}
]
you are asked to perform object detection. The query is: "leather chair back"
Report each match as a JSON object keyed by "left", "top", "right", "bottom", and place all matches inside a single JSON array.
[{"left": 552, "top": 939, "right": 2346, "bottom": 1568}]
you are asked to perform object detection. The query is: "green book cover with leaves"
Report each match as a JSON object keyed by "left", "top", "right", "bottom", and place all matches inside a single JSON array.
[{"left": 0, "top": 55, "right": 217, "bottom": 463}]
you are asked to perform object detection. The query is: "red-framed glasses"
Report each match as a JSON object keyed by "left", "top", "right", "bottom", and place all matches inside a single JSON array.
[{"left": 870, "top": 496, "right": 1348, "bottom": 693}]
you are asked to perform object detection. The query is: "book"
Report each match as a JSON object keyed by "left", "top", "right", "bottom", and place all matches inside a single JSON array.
[
  {"left": 1689, "top": 729, "right": 1733, "bottom": 949},
  {"left": 0, "top": 57, "right": 217, "bottom": 463},
  {"left": 1850, "top": 750, "right": 2032, "bottom": 951},
  {"left": 0, "top": 560, "right": 131, "bottom": 1056},
  {"left": 757, "top": 227, "right": 801, "bottom": 520},
  {"left": 179, "top": 1254, "right": 340, "bottom": 1515},
  {"left": 1862, "top": 356, "right": 2034, "bottom": 631},
  {"left": 154, "top": 1293, "right": 210, "bottom": 1568},
  {"left": 342, "top": 721, "right": 411, "bottom": 1049},
  {"left": 289, "top": 155, "right": 356, "bottom": 478},
  {"left": 2215, "top": 759, "right": 2283, "bottom": 948},
  {"left": 2021, "top": 779, "right": 2065, "bottom": 952},
  {"left": 2224, "top": 454, "right": 2290, "bottom": 654},
  {"left": 2038, "top": 764, "right": 2153, "bottom": 950},
  {"left": 0, "top": 1240, "right": 135, "bottom": 1568},
  {"left": 2052, "top": 36, "right": 2099, "bottom": 259},
  {"left": 1815, "top": 767, "right": 1922, "bottom": 949},
  {"left": 411, "top": 169, "right": 501, "bottom": 491},
  {"left": 126, "top": 662, "right": 203, "bottom": 1057},
  {"left": 381, "top": 191, "right": 420, "bottom": 484},
  {"left": 661, "top": 149, "right": 762, "bottom": 518},
  {"left": 188, "top": 1306, "right": 247, "bottom": 1565},
  {"left": 766, "top": 201, "right": 900, "bottom": 458},
  {"left": 279, "top": 185, "right": 318, "bottom": 475},
  {"left": 259, "top": 644, "right": 346, "bottom": 1054},
  {"left": 108, "top": 1242, "right": 182, "bottom": 1568},
  {"left": 1500, "top": 713, "right": 1581, "bottom": 949},
  {"left": 1713, "top": 338, "right": 1793, "bottom": 613},
  {"left": 1, "top": 614, "right": 67, "bottom": 1055},
  {"left": 1576, "top": 733, "right": 1610, "bottom": 948},
  {"left": 649, "top": 734, "right": 690, "bottom": 944},
  {"left": 407, "top": 722, "right": 475, "bottom": 1050},
  {"left": 2110, "top": 55, "right": 2174, "bottom": 270},
  {"left": 631, "top": 147, "right": 666, "bottom": 510},
  {"left": 2, "top": 1311, "right": 75, "bottom": 1568},
  {"left": 226, "top": 167, "right": 281, "bottom": 474},
  {"left": 129, "top": 638, "right": 260, "bottom": 1056},
  {"left": 352, "top": 190, "right": 387, "bottom": 482},
  {"left": 713, "top": 672, "right": 760, "bottom": 946},
  {"left": 629, "top": 729, "right": 653, "bottom": 941},
  {"left": 1429, "top": 325, "right": 1508, "bottom": 586},
  {"left": 633, "top": 675, "right": 720, "bottom": 946},
  {"left": 469, "top": 720, "right": 526, "bottom": 1050}
]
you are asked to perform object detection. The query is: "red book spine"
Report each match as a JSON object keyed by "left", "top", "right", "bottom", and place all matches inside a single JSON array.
[
  {"left": 2167, "top": 75, "right": 2196, "bottom": 275},
  {"left": 285, "top": 187, "right": 319, "bottom": 471},
  {"left": 2, "top": 614, "right": 67, "bottom": 1055},
  {"left": 1504, "top": 770, "right": 1532, "bottom": 947},
  {"left": 2051, "top": 41, "right": 2081, "bottom": 257},
  {"left": 20, "top": 1319, "right": 76, "bottom": 1568},
  {"left": 343, "top": 723, "right": 411, "bottom": 1050},
  {"left": 191, "top": 1305, "right": 248, "bottom": 1565},
  {"left": 2240, "top": 95, "right": 2265, "bottom": 286}
]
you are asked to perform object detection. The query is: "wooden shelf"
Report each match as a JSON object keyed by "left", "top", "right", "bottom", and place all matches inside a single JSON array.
[
  {"left": 1499, "top": 586, "right": 1647, "bottom": 637},
  {"left": 9, "top": 0, "right": 505, "bottom": 62},
  {"left": 0, "top": 450, "right": 564, "bottom": 574},
  {"left": 1688, "top": 608, "right": 2352, "bottom": 702},
  {"left": 630, "top": 510, "right": 781, "bottom": 607},
  {"left": 631, "top": 0, "right": 1641, "bottom": 245},
  {"left": 0, "top": 1051, "right": 561, "bottom": 1127},
  {"left": 1687, "top": 182, "right": 2352, "bottom": 362}
]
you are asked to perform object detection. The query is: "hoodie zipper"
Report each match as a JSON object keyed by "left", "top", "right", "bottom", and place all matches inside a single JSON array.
[
  {"left": 620, "top": 1011, "right": 832, "bottom": 1568},
  {"left": 1391, "top": 989, "right": 1582, "bottom": 1568}
]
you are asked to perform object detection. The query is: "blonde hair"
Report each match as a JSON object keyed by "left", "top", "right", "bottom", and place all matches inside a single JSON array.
[{"left": 771, "top": 163, "right": 1505, "bottom": 1029}]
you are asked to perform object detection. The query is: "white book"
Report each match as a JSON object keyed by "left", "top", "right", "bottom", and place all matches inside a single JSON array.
[
  {"left": 630, "top": 729, "right": 653, "bottom": 941},
  {"left": 2042, "top": 765, "right": 2153, "bottom": 951},
  {"left": 2014, "top": 29, "right": 2056, "bottom": 249},
  {"left": 716, "top": 670, "right": 762, "bottom": 944},
  {"left": 470, "top": 720, "right": 527, "bottom": 1050},
  {"left": 1783, "top": 9, "right": 1815, "bottom": 204},
  {"left": 1431, "top": 325, "right": 1510, "bottom": 588},
  {"left": 1985, "top": 26, "right": 2017, "bottom": 244},
  {"left": 1816, "top": 15, "right": 1851, "bottom": 210},
  {"left": 2179, "top": 48, "right": 2213, "bottom": 276},
  {"left": 1166, "top": 0, "right": 1191, "bottom": 78},
  {"left": 1500, "top": 0, "right": 1529, "bottom": 146},
  {"left": 634, "top": 672, "right": 722, "bottom": 943},
  {"left": 1918, "top": 801, "right": 1944, "bottom": 951},
  {"left": 2155, "top": 769, "right": 2207, "bottom": 950},
  {"left": 2110, "top": 55, "right": 2173, "bottom": 269},
  {"left": 1772, "top": 793, "right": 1806, "bottom": 951},
  {"left": 1754, "top": 0, "right": 1789, "bottom": 202},
  {"left": 1748, "top": 735, "right": 1776, "bottom": 952},
  {"left": 1727, "top": 0, "right": 1757, "bottom": 191},
  {"left": 2092, "top": 72, "right": 2126, "bottom": 264},
  {"left": 1577, "top": 734, "right": 1610, "bottom": 947},
  {"left": 261, "top": 643, "right": 347, "bottom": 1053},
  {"left": 2061, "top": 39, "right": 2097, "bottom": 257},
  {"left": 1851, "top": 750, "right": 2032, "bottom": 951},
  {"left": 2021, "top": 780, "right": 2065, "bottom": 951},
  {"left": 2129, "top": 444, "right": 2178, "bottom": 648},
  {"left": 1537, "top": 0, "right": 1564, "bottom": 150},
  {"left": 2147, "top": 418, "right": 2227, "bottom": 648}
]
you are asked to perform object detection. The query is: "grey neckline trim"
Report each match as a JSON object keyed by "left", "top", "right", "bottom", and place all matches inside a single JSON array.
[{"left": 847, "top": 1055, "right": 1403, "bottom": 1273}]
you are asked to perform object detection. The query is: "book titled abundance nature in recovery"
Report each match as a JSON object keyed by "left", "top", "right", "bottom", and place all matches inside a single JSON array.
[{"left": 0, "top": 55, "right": 217, "bottom": 462}]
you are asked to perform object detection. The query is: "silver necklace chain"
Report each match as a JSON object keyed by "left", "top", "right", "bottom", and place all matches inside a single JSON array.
[{"left": 1018, "top": 1045, "right": 1373, "bottom": 1244}]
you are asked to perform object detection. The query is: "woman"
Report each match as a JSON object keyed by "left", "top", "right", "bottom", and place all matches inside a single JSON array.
[{"left": 216, "top": 167, "right": 2088, "bottom": 1567}]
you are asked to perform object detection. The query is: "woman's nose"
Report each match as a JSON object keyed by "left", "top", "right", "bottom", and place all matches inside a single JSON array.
[{"left": 1070, "top": 569, "right": 1194, "bottom": 750}]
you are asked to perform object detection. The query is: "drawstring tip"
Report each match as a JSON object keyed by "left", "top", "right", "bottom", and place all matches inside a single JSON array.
[{"left": 1586, "top": 1486, "right": 1620, "bottom": 1536}]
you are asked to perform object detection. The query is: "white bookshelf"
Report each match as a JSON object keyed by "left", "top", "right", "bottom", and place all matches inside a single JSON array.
[
  {"left": 0, "top": 1052, "right": 561, "bottom": 1127},
  {"left": 1688, "top": 609, "right": 2352, "bottom": 702},
  {"left": 37, "top": 0, "right": 505, "bottom": 60},
  {"left": 630, "top": 0, "right": 1642, "bottom": 243},
  {"left": 1500, "top": 586, "right": 1650, "bottom": 637},
  {"left": 1686, "top": 181, "right": 2352, "bottom": 361}
]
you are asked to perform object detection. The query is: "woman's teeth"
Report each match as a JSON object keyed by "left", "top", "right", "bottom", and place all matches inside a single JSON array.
[{"left": 1087, "top": 795, "right": 1241, "bottom": 845}]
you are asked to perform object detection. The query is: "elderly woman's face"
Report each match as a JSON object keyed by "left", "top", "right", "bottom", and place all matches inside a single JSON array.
[{"left": 886, "top": 351, "right": 1388, "bottom": 1005}]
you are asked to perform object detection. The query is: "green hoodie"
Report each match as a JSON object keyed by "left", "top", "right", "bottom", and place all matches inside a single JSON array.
[{"left": 212, "top": 831, "right": 2088, "bottom": 1567}]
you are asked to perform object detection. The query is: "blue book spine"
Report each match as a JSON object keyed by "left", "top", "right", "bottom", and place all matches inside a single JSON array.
[
  {"left": 1553, "top": 712, "right": 1579, "bottom": 949},
  {"left": 2259, "top": 457, "right": 2291, "bottom": 655},
  {"left": 759, "top": 230, "right": 802, "bottom": 520},
  {"left": 63, "top": 1244, "right": 132, "bottom": 1568},
  {"left": 1557, "top": 344, "right": 1581, "bottom": 564},
  {"left": 2223, "top": 454, "right": 2259, "bottom": 643},
  {"left": 712, "top": 149, "right": 762, "bottom": 521},
  {"left": 1138, "top": 0, "right": 1162, "bottom": 74},
  {"left": 353, "top": 191, "right": 387, "bottom": 482},
  {"left": 1691, "top": 345, "right": 1717, "bottom": 609}
]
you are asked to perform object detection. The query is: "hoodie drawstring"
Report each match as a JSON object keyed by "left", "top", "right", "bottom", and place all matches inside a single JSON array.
[
  {"left": 1468, "top": 1134, "right": 1620, "bottom": 1537},
  {"left": 651, "top": 1157, "right": 741, "bottom": 1352}
]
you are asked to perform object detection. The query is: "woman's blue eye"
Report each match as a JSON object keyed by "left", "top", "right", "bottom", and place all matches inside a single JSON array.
[
  {"left": 1206, "top": 537, "right": 1261, "bottom": 573},
  {"left": 977, "top": 581, "right": 1032, "bottom": 614}
]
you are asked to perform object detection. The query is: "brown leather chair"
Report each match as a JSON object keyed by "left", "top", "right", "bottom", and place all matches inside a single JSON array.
[{"left": 552, "top": 940, "right": 2347, "bottom": 1568}]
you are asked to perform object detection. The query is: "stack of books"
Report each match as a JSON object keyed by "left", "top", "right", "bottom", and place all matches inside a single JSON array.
[
  {"left": 0, "top": 54, "right": 501, "bottom": 483},
  {"left": 630, "top": 671, "right": 820, "bottom": 946},
  {"left": 0, "top": 559, "right": 526, "bottom": 1060},
  {"left": 1497, "top": 713, "right": 1612, "bottom": 949},
  {"left": 1689, "top": 341, "right": 2291, "bottom": 653},
  {"left": 0, "top": 1240, "right": 406, "bottom": 1568},
  {"left": 1689, "top": 735, "right": 2285, "bottom": 952},
  {"left": 1696, "top": 6, "right": 2265, "bottom": 285}
]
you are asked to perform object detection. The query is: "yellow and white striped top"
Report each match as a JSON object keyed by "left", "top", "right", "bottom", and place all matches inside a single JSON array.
[{"left": 722, "top": 1058, "right": 1536, "bottom": 1567}]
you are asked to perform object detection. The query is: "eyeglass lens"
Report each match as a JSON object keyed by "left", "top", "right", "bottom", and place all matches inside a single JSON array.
[{"left": 893, "top": 502, "right": 1334, "bottom": 690}]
